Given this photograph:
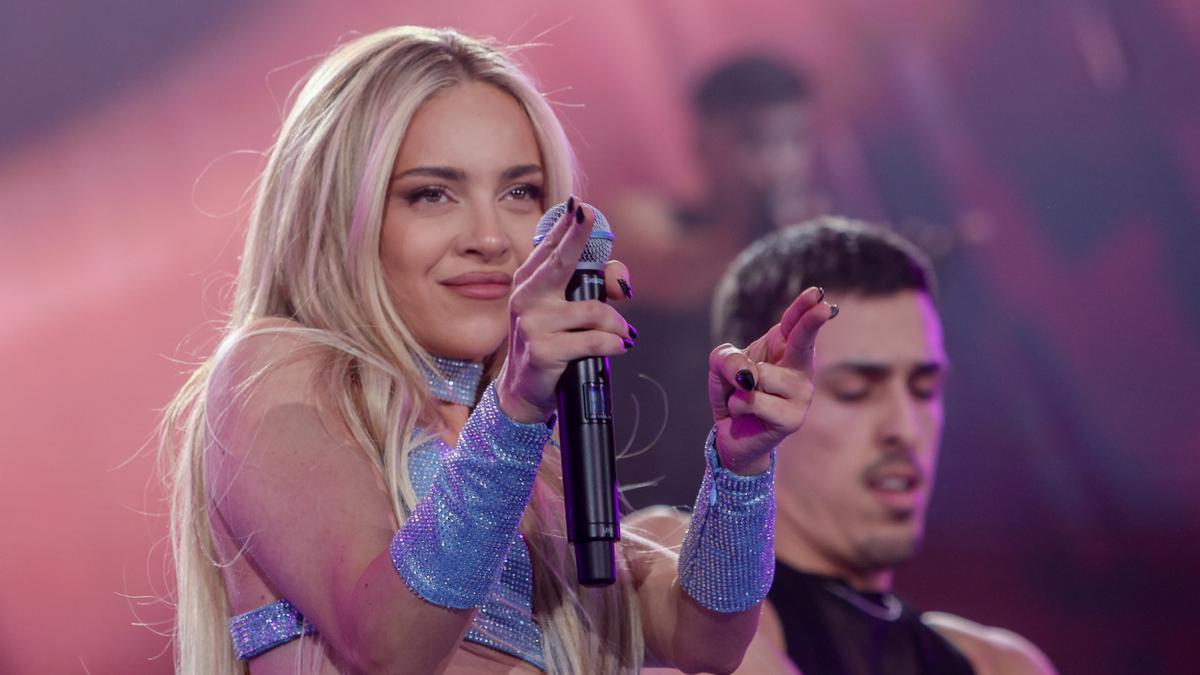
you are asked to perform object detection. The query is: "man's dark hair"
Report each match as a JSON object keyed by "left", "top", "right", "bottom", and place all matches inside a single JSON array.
[
  {"left": 692, "top": 54, "right": 811, "bottom": 119},
  {"left": 711, "top": 216, "right": 937, "bottom": 345}
]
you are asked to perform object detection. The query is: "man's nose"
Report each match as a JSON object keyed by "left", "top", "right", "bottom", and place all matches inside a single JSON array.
[{"left": 877, "top": 386, "right": 921, "bottom": 451}]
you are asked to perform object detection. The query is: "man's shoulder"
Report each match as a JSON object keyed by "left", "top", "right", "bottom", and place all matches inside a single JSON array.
[{"left": 921, "top": 611, "right": 1057, "bottom": 675}]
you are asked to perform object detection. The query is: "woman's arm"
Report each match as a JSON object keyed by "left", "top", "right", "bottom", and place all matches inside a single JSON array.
[
  {"left": 206, "top": 325, "right": 479, "bottom": 674},
  {"left": 629, "top": 286, "right": 835, "bottom": 674},
  {"left": 625, "top": 509, "right": 800, "bottom": 675}
]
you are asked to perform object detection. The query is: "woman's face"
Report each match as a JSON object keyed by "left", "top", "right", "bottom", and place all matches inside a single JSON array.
[{"left": 381, "top": 81, "right": 545, "bottom": 361}]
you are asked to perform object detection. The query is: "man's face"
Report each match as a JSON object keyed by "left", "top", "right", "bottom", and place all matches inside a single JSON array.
[
  {"left": 775, "top": 291, "right": 948, "bottom": 579},
  {"left": 699, "top": 101, "right": 813, "bottom": 208}
]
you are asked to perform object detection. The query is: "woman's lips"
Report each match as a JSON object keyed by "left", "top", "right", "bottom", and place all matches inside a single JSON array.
[{"left": 441, "top": 272, "right": 513, "bottom": 300}]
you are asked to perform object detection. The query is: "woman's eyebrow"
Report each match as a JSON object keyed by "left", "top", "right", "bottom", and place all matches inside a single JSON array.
[
  {"left": 391, "top": 166, "right": 465, "bottom": 183},
  {"left": 389, "top": 164, "right": 542, "bottom": 184},
  {"left": 499, "top": 163, "right": 543, "bottom": 181}
]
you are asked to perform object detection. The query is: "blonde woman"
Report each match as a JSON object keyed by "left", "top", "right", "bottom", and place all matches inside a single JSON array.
[{"left": 162, "top": 25, "right": 835, "bottom": 674}]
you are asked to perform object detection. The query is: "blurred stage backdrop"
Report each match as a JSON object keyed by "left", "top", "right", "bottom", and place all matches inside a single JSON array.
[{"left": 2, "top": 1, "right": 1198, "bottom": 672}]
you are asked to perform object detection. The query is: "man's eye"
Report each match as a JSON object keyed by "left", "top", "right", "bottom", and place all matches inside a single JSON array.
[
  {"left": 910, "top": 376, "right": 945, "bottom": 400},
  {"left": 831, "top": 387, "right": 869, "bottom": 402}
]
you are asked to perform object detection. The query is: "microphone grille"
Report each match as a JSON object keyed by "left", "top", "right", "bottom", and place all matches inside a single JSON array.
[{"left": 533, "top": 201, "right": 614, "bottom": 266}]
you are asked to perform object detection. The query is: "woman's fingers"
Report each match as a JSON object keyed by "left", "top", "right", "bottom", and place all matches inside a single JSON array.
[
  {"left": 604, "top": 259, "right": 634, "bottom": 303},
  {"left": 779, "top": 286, "right": 824, "bottom": 338},
  {"left": 708, "top": 343, "right": 759, "bottom": 413},
  {"left": 724, "top": 363, "right": 813, "bottom": 431},
  {"left": 525, "top": 299, "right": 633, "bottom": 342},
  {"left": 783, "top": 304, "right": 836, "bottom": 377},
  {"left": 773, "top": 286, "right": 836, "bottom": 375},
  {"left": 744, "top": 323, "right": 784, "bottom": 366},
  {"left": 521, "top": 200, "right": 595, "bottom": 293},
  {"left": 516, "top": 323, "right": 632, "bottom": 371},
  {"left": 516, "top": 197, "right": 576, "bottom": 282},
  {"left": 545, "top": 330, "right": 634, "bottom": 362}
]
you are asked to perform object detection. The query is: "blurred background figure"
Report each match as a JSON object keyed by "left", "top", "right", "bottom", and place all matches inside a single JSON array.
[
  {"left": 612, "top": 54, "right": 827, "bottom": 511},
  {"left": 613, "top": 54, "right": 824, "bottom": 311},
  {"left": 3, "top": 2, "right": 1199, "bottom": 673}
]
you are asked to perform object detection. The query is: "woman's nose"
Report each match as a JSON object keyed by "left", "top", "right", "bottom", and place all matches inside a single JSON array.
[{"left": 460, "top": 203, "right": 511, "bottom": 260}]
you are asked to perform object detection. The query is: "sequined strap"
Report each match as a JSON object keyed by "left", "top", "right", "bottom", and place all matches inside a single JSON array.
[
  {"left": 228, "top": 598, "right": 316, "bottom": 659},
  {"left": 678, "top": 427, "right": 777, "bottom": 613},
  {"left": 392, "top": 380, "right": 553, "bottom": 609}
]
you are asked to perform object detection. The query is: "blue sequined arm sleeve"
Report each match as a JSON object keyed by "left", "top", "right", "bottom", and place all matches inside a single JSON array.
[
  {"left": 391, "top": 381, "right": 553, "bottom": 609},
  {"left": 677, "top": 427, "right": 776, "bottom": 613}
]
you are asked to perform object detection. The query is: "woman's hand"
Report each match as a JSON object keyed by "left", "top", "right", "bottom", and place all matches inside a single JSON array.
[
  {"left": 496, "top": 198, "right": 636, "bottom": 424},
  {"left": 707, "top": 286, "right": 836, "bottom": 474}
]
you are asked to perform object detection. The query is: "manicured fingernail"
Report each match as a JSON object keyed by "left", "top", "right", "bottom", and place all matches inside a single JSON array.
[
  {"left": 566, "top": 196, "right": 575, "bottom": 213},
  {"left": 575, "top": 205, "right": 585, "bottom": 224},
  {"left": 623, "top": 338, "right": 635, "bottom": 350},
  {"left": 618, "top": 278, "right": 634, "bottom": 299},
  {"left": 628, "top": 323, "right": 639, "bottom": 339},
  {"left": 817, "top": 286, "right": 825, "bottom": 302},
  {"left": 735, "top": 369, "right": 756, "bottom": 391},
  {"left": 829, "top": 303, "right": 839, "bottom": 319}
]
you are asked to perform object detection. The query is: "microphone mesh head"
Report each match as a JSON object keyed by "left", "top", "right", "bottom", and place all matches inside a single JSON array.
[{"left": 533, "top": 202, "right": 614, "bottom": 265}]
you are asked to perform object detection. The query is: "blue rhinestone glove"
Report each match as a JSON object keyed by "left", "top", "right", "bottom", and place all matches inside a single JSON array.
[
  {"left": 391, "top": 381, "right": 553, "bottom": 609},
  {"left": 678, "top": 427, "right": 776, "bottom": 613}
]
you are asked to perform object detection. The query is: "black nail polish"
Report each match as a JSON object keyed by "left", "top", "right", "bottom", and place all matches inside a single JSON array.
[
  {"left": 829, "top": 304, "right": 840, "bottom": 319},
  {"left": 575, "top": 205, "right": 585, "bottom": 224},
  {"left": 618, "top": 278, "right": 634, "bottom": 299},
  {"left": 628, "top": 324, "right": 639, "bottom": 339},
  {"left": 817, "top": 286, "right": 825, "bottom": 302},
  {"left": 735, "top": 369, "right": 756, "bottom": 391},
  {"left": 623, "top": 338, "right": 635, "bottom": 350},
  {"left": 566, "top": 196, "right": 575, "bottom": 213}
]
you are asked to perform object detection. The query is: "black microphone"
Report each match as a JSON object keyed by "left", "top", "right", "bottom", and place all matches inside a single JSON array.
[{"left": 533, "top": 202, "right": 619, "bottom": 587}]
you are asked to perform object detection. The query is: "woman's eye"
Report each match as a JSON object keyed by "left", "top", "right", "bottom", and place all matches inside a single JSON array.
[
  {"left": 505, "top": 184, "right": 543, "bottom": 201},
  {"left": 405, "top": 186, "right": 450, "bottom": 205}
]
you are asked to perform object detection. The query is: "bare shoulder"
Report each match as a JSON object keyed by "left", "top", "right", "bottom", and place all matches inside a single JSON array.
[
  {"left": 213, "top": 317, "right": 325, "bottom": 389},
  {"left": 203, "top": 316, "right": 369, "bottom": 514},
  {"left": 207, "top": 317, "right": 348, "bottom": 420},
  {"left": 624, "top": 505, "right": 692, "bottom": 550},
  {"left": 922, "top": 611, "right": 1057, "bottom": 675}
]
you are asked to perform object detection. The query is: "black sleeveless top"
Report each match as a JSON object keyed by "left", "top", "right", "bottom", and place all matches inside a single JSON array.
[{"left": 767, "top": 561, "right": 976, "bottom": 675}]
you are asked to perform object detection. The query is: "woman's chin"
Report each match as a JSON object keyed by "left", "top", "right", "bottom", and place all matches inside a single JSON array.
[{"left": 424, "top": 336, "right": 504, "bottom": 362}]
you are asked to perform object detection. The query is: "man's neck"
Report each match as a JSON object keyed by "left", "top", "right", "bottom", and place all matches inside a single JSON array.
[{"left": 775, "top": 540, "right": 895, "bottom": 593}]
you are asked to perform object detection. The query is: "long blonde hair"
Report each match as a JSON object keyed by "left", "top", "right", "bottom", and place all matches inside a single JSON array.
[{"left": 161, "top": 26, "right": 642, "bottom": 674}]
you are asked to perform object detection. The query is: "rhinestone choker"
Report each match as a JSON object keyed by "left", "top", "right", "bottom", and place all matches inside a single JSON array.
[{"left": 421, "top": 355, "right": 485, "bottom": 406}]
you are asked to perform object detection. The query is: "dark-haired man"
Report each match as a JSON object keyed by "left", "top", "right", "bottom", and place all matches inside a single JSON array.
[{"left": 640, "top": 217, "right": 1055, "bottom": 674}]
